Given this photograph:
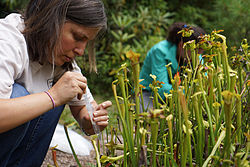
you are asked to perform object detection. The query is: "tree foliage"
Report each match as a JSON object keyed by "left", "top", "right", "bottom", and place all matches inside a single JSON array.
[
  {"left": 210, "top": 0, "right": 250, "bottom": 47},
  {"left": 0, "top": 0, "right": 28, "bottom": 17},
  {"left": 83, "top": 0, "right": 174, "bottom": 95}
]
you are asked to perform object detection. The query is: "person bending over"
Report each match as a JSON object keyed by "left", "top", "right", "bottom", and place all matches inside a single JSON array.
[
  {"left": 0, "top": 0, "right": 111, "bottom": 166},
  {"left": 139, "top": 22, "right": 206, "bottom": 111}
]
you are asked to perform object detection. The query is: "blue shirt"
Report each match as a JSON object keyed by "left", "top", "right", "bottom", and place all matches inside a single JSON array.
[{"left": 139, "top": 40, "right": 178, "bottom": 100}]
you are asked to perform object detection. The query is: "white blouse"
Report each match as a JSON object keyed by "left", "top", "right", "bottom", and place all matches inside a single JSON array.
[{"left": 0, "top": 13, "right": 93, "bottom": 106}]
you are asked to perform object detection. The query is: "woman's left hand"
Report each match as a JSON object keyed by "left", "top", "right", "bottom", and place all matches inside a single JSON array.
[
  {"left": 92, "top": 100, "right": 112, "bottom": 131},
  {"left": 78, "top": 100, "right": 112, "bottom": 135}
]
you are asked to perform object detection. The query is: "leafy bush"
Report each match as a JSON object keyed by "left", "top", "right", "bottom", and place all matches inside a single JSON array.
[
  {"left": 82, "top": 0, "right": 174, "bottom": 96},
  {"left": 167, "top": 0, "right": 249, "bottom": 49},
  {"left": 210, "top": 0, "right": 250, "bottom": 48},
  {"left": 0, "top": 0, "right": 28, "bottom": 17}
]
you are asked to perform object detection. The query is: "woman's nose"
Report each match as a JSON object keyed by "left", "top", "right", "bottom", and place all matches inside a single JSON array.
[{"left": 74, "top": 42, "right": 87, "bottom": 56}]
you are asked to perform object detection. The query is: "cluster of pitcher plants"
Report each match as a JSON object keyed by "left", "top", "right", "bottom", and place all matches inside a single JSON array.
[
  {"left": 66, "top": 28, "right": 249, "bottom": 167},
  {"left": 93, "top": 29, "right": 249, "bottom": 167}
]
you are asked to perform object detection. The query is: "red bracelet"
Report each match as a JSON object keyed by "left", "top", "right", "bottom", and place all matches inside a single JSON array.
[{"left": 44, "top": 91, "right": 55, "bottom": 109}]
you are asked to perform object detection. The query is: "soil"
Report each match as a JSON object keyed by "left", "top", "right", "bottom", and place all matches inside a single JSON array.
[
  {"left": 42, "top": 136, "right": 97, "bottom": 167},
  {"left": 42, "top": 149, "right": 96, "bottom": 167},
  {"left": 42, "top": 134, "right": 123, "bottom": 167}
]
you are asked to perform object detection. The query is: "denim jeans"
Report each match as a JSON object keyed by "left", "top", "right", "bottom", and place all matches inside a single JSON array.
[{"left": 0, "top": 83, "right": 65, "bottom": 167}]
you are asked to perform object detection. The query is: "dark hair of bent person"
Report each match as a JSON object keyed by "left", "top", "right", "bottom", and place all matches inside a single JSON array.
[
  {"left": 167, "top": 22, "right": 206, "bottom": 66},
  {"left": 22, "top": 0, "right": 107, "bottom": 72}
]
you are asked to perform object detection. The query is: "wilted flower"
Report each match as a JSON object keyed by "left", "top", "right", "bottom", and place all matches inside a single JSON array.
[
  {"left": 211, "top": 29, "right": 224, "bottom": 36},
  {"left": 139, "top": 79, "right": 146, "bottom": 89},
  {"left": 202, "top": 54, "right": 216, "bottom": 63},
  {"left": 150, "top": 74, "right": 157, "bottom": 80},
  {"left": 150, "top": 109, "right": 164, "bottom": 118},
  {"left": 221, "top": 90, "right": 233, "bottom": 105},
  {"left": 139, "top": 127, "right": 147, "bottom": 135},
  {"left": 183, "top": 124, "right": 193, "bottom": 134},
  {"left": 165, "top": 62, "right": 172, "bottom": 68},
  {"left": 126, "top": 50, "right": 140, "bottom": 63},
  {"left": 166, "top": 114, "right": 173, "bottom": 121},
  {"left": 174, "top": 72, "right": 181, "bottom": 85},
  {"left": 241, "top": 38, "right": 249, "bottom": 51},
  {"left": 178, "top": 26, "right": 194, "bottom": 37},
  {"left": 203, "top": 120, "right": 209, "bottom": 129},
  {"left": 213, "top": 102, "right": 221, "bottom": 108},
  {"left": 183, "top": 40, "right": 196, "bottom": 50},
  {"left": 198, "top": 35, "right": 213, "bottom": 50},
  {"left": 149, "top": 74, "right": 165, "bottom": 89}
]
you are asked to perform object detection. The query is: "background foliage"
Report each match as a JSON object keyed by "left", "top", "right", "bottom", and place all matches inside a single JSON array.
[
  {"left": 0, "top": 0, "right": 28, "bottom": 17},
  {"left": 1, "top": 0, "right": 249, "bottom": 96}
]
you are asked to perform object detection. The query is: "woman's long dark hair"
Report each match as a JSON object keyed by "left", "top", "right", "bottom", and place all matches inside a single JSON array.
[
  {"left": 167, "top": 22, "right": 206, "bottom": 66},
  {"left": 22, "top": 0, "right": 107, "bottom": 72}
]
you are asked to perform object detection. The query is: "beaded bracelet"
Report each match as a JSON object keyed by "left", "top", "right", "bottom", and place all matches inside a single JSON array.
[{"left": 44, "top": 91, "right": 55, "bottom": 109}]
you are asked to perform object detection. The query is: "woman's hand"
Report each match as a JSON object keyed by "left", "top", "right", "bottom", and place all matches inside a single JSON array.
[
  {"left": 80, "top": 100, "right": 112, "bottom": 135},
  {"left": 93, "top": 100, "right": 112, "bottom": 131},
  {"left": 48, "top": 71, "right": 87, "bottom": 106}
]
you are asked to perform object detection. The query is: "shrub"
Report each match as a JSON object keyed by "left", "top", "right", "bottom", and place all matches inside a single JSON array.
[{"left": 81, "top": 0, "right": 174, "bottom": 96}]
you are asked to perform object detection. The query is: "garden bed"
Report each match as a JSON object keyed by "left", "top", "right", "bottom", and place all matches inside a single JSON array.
[{"left": 42, "top": 148, "right": 96, "bottom": 167}]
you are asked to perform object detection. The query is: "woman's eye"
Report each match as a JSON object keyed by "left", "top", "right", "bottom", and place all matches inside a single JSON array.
[
  {"left": 73, "top": 33, "right": 88, "bottom": 42},
  {"left": 74, "top": 35, "right": 83, "bottom": 41}
]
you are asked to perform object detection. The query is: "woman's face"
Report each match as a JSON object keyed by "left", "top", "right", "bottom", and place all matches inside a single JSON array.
[{"left": 53, "top": 21, "right": 101, "bottom": 66}]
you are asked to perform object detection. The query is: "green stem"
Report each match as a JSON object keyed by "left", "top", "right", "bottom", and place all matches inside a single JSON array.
[
  {"left": 167, "top": 115, "right": 174, "bottom": 162},
  {"left": 151, "top": 117, "right": 159, "bottom": 167},
  {"left": 91, "top": 137, "right": 101, "bottom": 167},
  {"left": 222, "top": 90, "right": 233, "bottom": 160},
  {"left": 217, "top": 50, "right": 222, "bottom": 68},
  {"left": 235, "top": 94, "right": 242, "bottom": 143},
  {"left": 197, "top": 69, "right": 215, "bottom": 147},
  {"left": 215, "top": 34, "right": 231, "bottom": 90},
  {"left": 174, "top": 80, "right": 183, "bottom": 164},
  {"left": 238, "top": 66, "right": 243, "bottom": 93},
  {"left": 118, "top": 74, "right": 136, "bottom": 166},
  {"left": 112, "top": 82, "right": 129, "bottom": 166},
  {"left": 153, "top": 87, "right": 159, "bottom": 109},
  {"left": 140, "top": 87, "right": 146, "bottom": 112},
  {"left": 186, "top": 66, "right": 199, "bottom": 103},
  {"left": 202, "top": 130, "right": 226, "bottom": 167},
  {"left": 193, "top": 96, "right": 203, "bottom": 166},
  {"left": 191, "top": 49, "right": 196, "bottom": 69},
  {"left": 63, "top": 125, "right": 82, "bottom": 167},
  {"left": 178, "top": 90, "right": 193, "bottom": 167},
  {"left": 214, "top": 71, "right": 223, "bottom": 138},
  {"left": 208, "top": 70, "right": 214, "bottom": 115},
  {"left": 131, "top": 61, "right": 141, "bottom": 163}
]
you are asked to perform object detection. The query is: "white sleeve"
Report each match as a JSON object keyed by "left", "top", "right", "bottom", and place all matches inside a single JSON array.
[
  {"left": 67, "top": 60, "right": 94, "bottom": 106},
  {"left": 0, "top": 41, "right": 26, "bottom": 99}
]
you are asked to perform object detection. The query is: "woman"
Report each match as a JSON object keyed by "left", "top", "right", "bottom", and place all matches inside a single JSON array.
[
  {"left": 0, "top": 0, "right": 111, "bottom": 166},
  {"left": 139, "top": 22, "right": 206, "bottom": 110}
]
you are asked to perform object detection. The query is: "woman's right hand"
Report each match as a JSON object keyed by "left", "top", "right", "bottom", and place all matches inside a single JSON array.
[{"left": 48, "top": 71, "right": 87, "bottom": 106}]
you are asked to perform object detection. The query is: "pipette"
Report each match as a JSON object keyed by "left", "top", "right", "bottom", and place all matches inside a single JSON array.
[{"left": 84, "top": 94, "right": 102, "bottom": 140}]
